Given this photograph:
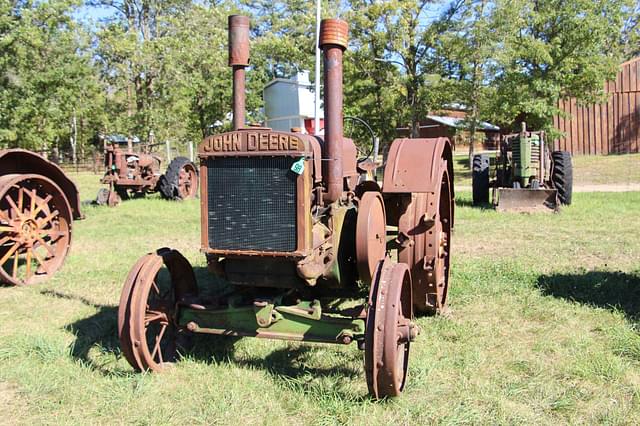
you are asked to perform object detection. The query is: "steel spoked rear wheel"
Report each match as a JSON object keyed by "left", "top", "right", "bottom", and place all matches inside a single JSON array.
[
  {"left": 118, "top": 248, "right": 198, "bottom": 371},
  {"left": 398, "top": 160, "right": 452, "bottom": 315},
  {"left": 365, "top": 258, "right": 414, "bottom": 399},
  {"left": 177, "top": 163, "right": 198, "bottom": 200},
  {"left": 0, "top": 174, "right": 72, "bottom": 286}
]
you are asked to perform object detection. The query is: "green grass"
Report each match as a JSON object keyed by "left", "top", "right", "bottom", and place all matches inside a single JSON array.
[
  {"left": 1, "top": 172, "right": 639, "bottom": 424},
  {"left": 453, "top": 152, "right": 640, "bottom": 188}
]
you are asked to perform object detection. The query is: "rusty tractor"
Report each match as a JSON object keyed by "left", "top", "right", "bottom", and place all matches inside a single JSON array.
[
  {"left": 472, "top": 123, "right": 573, "bottom": 212},
  {"left": 117, "top": 16, "right": 454, "bottom": 399},
  {"left": 0, "top": 149, "right": 83, "bottom": 286},
  {"left": 97, "top": 135, "right": 198, "bottom": 206}
]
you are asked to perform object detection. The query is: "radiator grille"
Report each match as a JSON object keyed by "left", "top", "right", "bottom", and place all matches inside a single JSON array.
[{"left": 206, "top": 157, "right": 297, "bottom": 252}]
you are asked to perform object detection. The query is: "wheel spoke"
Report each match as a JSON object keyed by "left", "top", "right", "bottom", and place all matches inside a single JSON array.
[
  {"left": 37, "top": 210, "right": 59, "bottom": 228},
  {"left": 144, "top": 310, "right": 165, "bottom": 324},
  {"left": 0, "top": 226, "right": 13, "bottom": 232},
  {"left": 0, "top": 236, "right": 12, "bottom": 246},
  {"left": 30, "top": 249, "right": 52, "bottom": 275},
  {"left": 0, "top": 242, "right": 19, "bottom": 266},
  {"left": 29, "top": 188, "right": 36, "bottom": 216},
  {"left": 17, "top": 187, "right": 24, "bottom": 212},
  {"left": 39, "top": 229, "right": 67, "bottom": 241},
  {"left": 25, "top": 249, "right": 32, "bottom": 280},
  {"left": 31, "top": 194, "right": 52, "bottom": 218},
  {"left": 35, "top": 236, "right": 56, "bottom": 257},
  {"left": 12, "top": 249, "right": 19, "bottom": 278},
  {"left": 5, "top": 195, "right": 23, "bottom": 220},
  {"left": 151, "top": 323, "right": 168, "bottom": 362}
]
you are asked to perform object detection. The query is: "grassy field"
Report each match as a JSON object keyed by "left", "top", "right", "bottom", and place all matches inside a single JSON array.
[
  {"left": 1, "top": 167, "right": 639, "bottom": 425},
  {"left": 453, "top": 152, "right": 640, "bottom": 188}
]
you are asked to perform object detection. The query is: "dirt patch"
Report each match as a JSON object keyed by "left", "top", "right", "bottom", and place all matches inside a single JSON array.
[
  {"left": 0, "top": 382, "right": 26, "bottom": 425},
  {"left": 573, "top": 183, "right": 640, "bottom": 192},
  {"left": 456, "top": 184, "right": 640, "bottom": 193}
]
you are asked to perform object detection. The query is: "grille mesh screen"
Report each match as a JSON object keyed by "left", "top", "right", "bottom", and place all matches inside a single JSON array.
[{"left": 207, "top": 157, "right": 297, "bottom": 252}]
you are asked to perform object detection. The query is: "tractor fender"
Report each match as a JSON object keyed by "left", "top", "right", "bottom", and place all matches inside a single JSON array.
[
  {"left": 382, "top": 137, "right": 454, "bottom": 196},
  {"left": 0, "top": 149, "right": 83, "bottom": 219}
]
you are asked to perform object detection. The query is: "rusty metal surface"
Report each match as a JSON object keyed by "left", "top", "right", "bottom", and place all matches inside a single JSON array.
[
  {"left": 398, "top": 160, "right": 452, "bottom": 315},
  {"left": 0, "top": 174, "right": 72, "bottom": 286},
  {"left": 118, "top": 248, "right": 198, "bottom": 372},
  {"left": 319, "top": 18, "right": 348, "bottom": 49},
  {"left": 496, "top": 188, "right": 558, "bottom": 213},
  {"left": 365, "top": 258, "right": 413, "bottom": 399},
  {"left": 355, "top": 192, "right": 386, "bottom": 285},
  {"left": 0, "top": 149, "right": 82, "bottom": 220},
  {"left": 382, "top": 137, "right": 454, "bottom": 197},
  {"left": 177, "top": 162, "right": 198, "bottom": 199},
  {"left": 320, "top": 19, "right": 348, "bottom": 204},
  {"left": 229, "top": 15, "right": 250, "bottom": 130}
]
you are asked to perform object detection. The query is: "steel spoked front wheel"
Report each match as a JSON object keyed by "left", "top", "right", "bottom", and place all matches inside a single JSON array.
[
  {"left": 118, "top": 248, "right": 198, "bottom": 372},
  {"left": 365, "top": 258, "right": 414, "bottom": 399},
  {"left": 0, "top": 174, "right": 72, "bottom": 286}
]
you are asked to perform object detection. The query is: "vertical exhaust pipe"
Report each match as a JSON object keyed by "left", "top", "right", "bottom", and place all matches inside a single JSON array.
[
  {"left": 229, "top": 15, "right": 250, "bottom": 130},
  {"left": 319, "top": 19, "right": 348, "bottom": 204}
]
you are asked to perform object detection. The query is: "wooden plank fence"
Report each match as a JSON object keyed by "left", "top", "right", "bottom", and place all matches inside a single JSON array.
[{"left": 554, "top": 57, "right": 640, "bottom": 155}]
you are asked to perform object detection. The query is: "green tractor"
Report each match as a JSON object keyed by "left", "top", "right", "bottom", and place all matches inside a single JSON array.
[{"left": 472, "top": 123, "right": 573, "bottom": 212}]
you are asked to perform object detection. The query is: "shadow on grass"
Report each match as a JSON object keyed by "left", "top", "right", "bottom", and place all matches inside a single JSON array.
[
  {"left": 537, "top": 270, "right": 640, "bottom": 322},
  {"left": 40, "top": 289, "right": 122, "bottom": 373},
  {"left": 455, "top": 198, "right": 493, "bottom": 209}
]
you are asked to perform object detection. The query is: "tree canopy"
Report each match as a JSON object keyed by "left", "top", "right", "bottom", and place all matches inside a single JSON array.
[{"left": 0, "top": 0, "right": 634, "bottom": 155}]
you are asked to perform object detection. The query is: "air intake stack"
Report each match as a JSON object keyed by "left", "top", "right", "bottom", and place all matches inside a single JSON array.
[
  {"left": 228, "top": 15, "right": 250, "bottom": 130},
  {"left": 319, "top": 19, "right": 348, "bottom": 204}
]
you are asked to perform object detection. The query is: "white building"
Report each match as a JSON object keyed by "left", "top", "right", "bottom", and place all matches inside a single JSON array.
[{"left": 263, "top": 71, "right": 324, "bottom": 134}]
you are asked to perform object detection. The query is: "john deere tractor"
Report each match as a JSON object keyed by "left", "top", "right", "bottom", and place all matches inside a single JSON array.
[{"left": 472, "top": 123, "right": 572, "bottom": 212}]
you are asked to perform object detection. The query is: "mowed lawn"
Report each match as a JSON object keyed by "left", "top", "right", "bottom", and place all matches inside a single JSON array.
[{"left": 1, "top": 158, "right": 639, "bottom": 425}]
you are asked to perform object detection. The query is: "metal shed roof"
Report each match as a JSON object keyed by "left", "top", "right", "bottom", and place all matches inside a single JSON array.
[{"left": 426, "top": 115, "right": 500, "bottom": 131}]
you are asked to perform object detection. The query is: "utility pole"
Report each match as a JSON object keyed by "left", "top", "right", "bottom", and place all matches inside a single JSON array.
[{"left": 313, "top": 0, "right": 321, "bottom": 135}]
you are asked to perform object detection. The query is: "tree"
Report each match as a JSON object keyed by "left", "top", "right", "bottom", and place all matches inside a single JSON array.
[
  {"left": 344, "top": 0, "right": 462, "bottom": 142},
  {"left": 0, "top": 0, "right": 103, "bottom": 154},
  {"left": 486, "top": 0, "right": 631, "bottom": 134},
  {"left": 439, "top": 0, "right": 505, "bottom": 161}
]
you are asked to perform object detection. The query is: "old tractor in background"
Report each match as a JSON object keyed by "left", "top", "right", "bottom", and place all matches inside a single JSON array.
[
  {"left": 117, "top": 16, "right": 454, "bottom": 399},
  {"left": 0, "top": 149, "right": 83, "bottom": 286},
  {"left": 97, "top": 134, "right": 198, "bottom": 206},
  {"left": 472, "top": 123, "right": 573, "bottom": 212}
]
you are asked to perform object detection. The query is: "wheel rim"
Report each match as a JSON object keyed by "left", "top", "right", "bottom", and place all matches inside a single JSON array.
[
  {"left": 356, "top": 191, "right": 387, "bottom": 285},
  {"left": 177, "top": 164, "right": 197, "bottom": 199},
  {"left": 119, "top": 249, "right": 198, "bottom": 371},
  {"left": 365, "top": 258, "right": 413, "bottom": 399},
  {"left": 0, "top": 175, "right": 71, "bottom": 286}
]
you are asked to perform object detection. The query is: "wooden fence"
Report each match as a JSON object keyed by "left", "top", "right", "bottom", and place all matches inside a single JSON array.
[{"left": 554, "top": 57, "right": 640, "bottom": 155}]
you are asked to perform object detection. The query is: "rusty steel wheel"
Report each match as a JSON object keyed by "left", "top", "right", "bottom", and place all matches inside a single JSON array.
[
  {"left": 399, "top": 160, "right": 452, "bottom": 315},
  {"left": 159, "top": 157, "right": 198, "bottom": 201},
  {"left": 118, "top": 248, "right": 198, "bottom": 371},
  {"left": 365, "top": 258, "right": 413, "bottom": 399},
  {"left": 0, "top": 174, "right": 72, "bottom": 286},
  {"left": 356, "top": 191, "right": 387, "bottom": 285},
  {"left": 177, "top": 163, "right": 198, "bottom": 200}
]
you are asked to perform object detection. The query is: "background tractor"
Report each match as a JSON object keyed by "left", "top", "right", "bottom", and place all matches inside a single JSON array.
[
  {"left": 472, "top": 123, "right": 573, "bottom": 212},
  {"left": 97, "top": 135, "right": 198, "bottom": 206},
  {"left": 0, "top": 149, "right": 83, "bottom": 285},
  {"left": 117, "top": 16, "right": 454, "bottom": 399}
]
